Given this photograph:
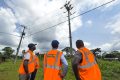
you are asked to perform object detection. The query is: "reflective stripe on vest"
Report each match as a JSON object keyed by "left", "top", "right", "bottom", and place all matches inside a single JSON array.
[
  {"left": 78, "top": 49, "right": 97, "bottom": 69},
  {"left": 46, "top": 64, "right": 61, "bottom": 70},
  {"left": 78, "top": 61, "right": 97, "bottom": 68},
  {"left": 45, "top": 51, "right": 61, "bottom": 70}
]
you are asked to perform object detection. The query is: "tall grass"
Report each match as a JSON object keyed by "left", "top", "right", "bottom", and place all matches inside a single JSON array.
[{"left": 0, "top": 59, "right": 120, "bottom": 80}]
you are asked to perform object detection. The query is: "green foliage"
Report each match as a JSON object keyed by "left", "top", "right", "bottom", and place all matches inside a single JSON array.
[
  {"left": 0, "top": 60, "right": 20, "bottom": 80},
  {"left": 102, "top": 52, "right": 107, "bottom": 58},
  {"left": 0, "top": 59, "right": 120, "bottom": 80},
  {"left": 104, "top": 51, "right": 120, "bottom": 60},
  {"left": 62, "top": 47, "right": 75, "bottom": 52},
  {"left": 98, "top": 59, "right": 120, "bottom": 80},
  {"left": 2, "top": 47, "right": 14, "bottom": 58},
  {"left": 111, "top": 51, "right": 120, "bottom": 59},
  {"left": 62, "top": 47, "right": 75, "bottom": 56},
  {"left": 105, "top": 54, "right": 116, "bottom": 58},
  {"left": 110, "top": 51, "right": 120, "bottom": 54}
]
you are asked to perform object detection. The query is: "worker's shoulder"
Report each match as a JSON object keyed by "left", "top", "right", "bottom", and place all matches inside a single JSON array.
[
  {"left": 24, "top": 52, "right": 30, "bottom": 56},
  {"left": 22, "top": 51, "right": 29, "bottom": 55},
  {"left": 57, "top": 50, "right": 63, "bottom": 54},
  {"left": 75, "top": 50, "right": 82, "bottom": 54},
  {"left": 58, "top": 50, "right": 62, "bottom": 52},
  {"left": 23, "top": 52, "right": 30, "bottom": 59}
]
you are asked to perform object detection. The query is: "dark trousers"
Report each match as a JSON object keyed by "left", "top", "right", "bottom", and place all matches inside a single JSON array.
[
  {"left": 30, "top": 69, "right": 37, "bottom": 80},
  {"left": 19, "top": 74, "right": 31, "bottom": 80}
]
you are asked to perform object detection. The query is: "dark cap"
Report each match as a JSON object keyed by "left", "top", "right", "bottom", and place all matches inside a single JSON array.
[
  {"left": 28, "top": 43, "right": 37, "bottom": 49},
  {"left": 51, "top": 40, "right": 59, "bottom": 48}
]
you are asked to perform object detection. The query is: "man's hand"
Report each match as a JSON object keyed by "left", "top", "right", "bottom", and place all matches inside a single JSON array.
[{"left": 60, "top": 74, "right": 65, "bottom": 79}]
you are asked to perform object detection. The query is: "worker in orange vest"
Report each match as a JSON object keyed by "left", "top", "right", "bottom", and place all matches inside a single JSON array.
[
  {"left": 72, "top": 40, "right": 101, "bottom": 80},
  {"left": 44, "top": 40, "right": 68, "bottom": 80},
  {"left": 19, "top": 43, "right": 37, "bottom": 80},
  {"left": 30, "top": 52, "right": 40, "bottom": 80}
]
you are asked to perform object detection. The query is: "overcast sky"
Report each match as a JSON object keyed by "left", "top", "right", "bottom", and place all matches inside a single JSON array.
[{"left": 0, "top": 0, "right": 120, "bottom": 53}]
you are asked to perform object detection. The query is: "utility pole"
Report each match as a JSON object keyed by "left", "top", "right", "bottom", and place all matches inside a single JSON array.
[
  {"left": 61, "top": 0, "right": 73, "bottom": 56},
  {"left": 14, "top": 25, "right": 26, "bottom": 63}
]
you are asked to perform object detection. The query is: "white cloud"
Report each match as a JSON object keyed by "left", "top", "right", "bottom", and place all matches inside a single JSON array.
[
  {"left": 84, "top": 42, "right": 92, "bottom": 49},
  {"left": 105, "top": 13, "right": 120, "bottom": 35},
  {"left": 3, "top": 0, "right": 83, "bottom": 51},
  {"left": 99, "top": 43, "right": 112, "bottom": 51},
  {"left": 86, "top": 20, "right": 92, "bottom": 26},
  {"left": 0, "top": 8, "right": 19, "bottom": 47},
  {"left": 0, "top": 0, "right": 119, "bottom": 53},
  {"left": 72, "top": 0, "right": 119, "bottom": 12},
  {"left": 93, "top": 40, "right": 120, "bottom": 51},
  {"left": 89, "top": 12, "right": 120, "bottom": 51}
]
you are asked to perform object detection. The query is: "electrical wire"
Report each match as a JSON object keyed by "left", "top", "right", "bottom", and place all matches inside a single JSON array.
[
  {"left": 0, "top": 32, "right": 20, "bottom": 37},
  {"left": 27, "top": 0, "right": 115, "bottom": 36}
]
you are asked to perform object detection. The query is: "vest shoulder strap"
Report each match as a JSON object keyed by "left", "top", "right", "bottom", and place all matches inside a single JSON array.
[{"left": 79, "top": 48, "right": 97, "bottom": 69}]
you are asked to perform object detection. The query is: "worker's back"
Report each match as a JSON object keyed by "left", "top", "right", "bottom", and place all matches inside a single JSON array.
[
  {"left": 78, "top": 47, "right": 101, "bottom": 80},
  {"left": 19, "top": 50, "right": 35, "bottom": 74},
  {"left": 44, "top": 49, "right": 62, "bottom": 80}
]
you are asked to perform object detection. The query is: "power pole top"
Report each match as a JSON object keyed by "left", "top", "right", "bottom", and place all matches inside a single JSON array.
[
  {"left": 14, "top": 25, "right": 26, "bottom": 63},
  {"left": 61, "top": 0, "right": 73, "bottom": 56}
]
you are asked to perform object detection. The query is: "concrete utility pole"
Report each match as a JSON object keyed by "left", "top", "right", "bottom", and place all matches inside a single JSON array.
[
  {"left": 62, "top": 0, "right": 73, "bottom": 56},
  {"left": 14, "top": 25, "right": 26, "bottom": 63}
]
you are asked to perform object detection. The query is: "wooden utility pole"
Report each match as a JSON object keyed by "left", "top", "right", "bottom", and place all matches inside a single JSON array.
[
  {"left": 14, "top": 25, "right": 26, "bottom": 63},
  {"left": 62, "top": 0, "right": 73, "bottom": 56}
]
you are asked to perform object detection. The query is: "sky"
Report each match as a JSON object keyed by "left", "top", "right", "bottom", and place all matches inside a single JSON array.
[{"left": 0, "top": 0, "right": 120, "bottom": 54}]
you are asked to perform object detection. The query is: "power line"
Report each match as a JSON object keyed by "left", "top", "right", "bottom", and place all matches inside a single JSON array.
[
  {"left": 0, "top": 32, "right": 20, "bottom": 37},
  {"left": 8, "top": 0, "right": 65, "bottom": 38},
  {"left": 8, "top": 0, "right": 67, "bottom": 29},
  {"left": 0, "top": 40, "right": 18, "bottom": 47},
  {"left": 28, "top": 20, "right": 68, "bottom": 36},
  {"left": 27, "top": 0, "right": 115, "bottom": 37},
  {"left": 71, "top": 0, "right": 115, "bottom": 20}
]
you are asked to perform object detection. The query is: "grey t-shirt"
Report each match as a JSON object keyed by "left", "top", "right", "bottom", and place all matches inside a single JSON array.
[
  {"left": 72, "top": 51, "right": 82, "bottom": 80},
  {"left": 60, "top": 54, "right": 68, "bottom": 77}
]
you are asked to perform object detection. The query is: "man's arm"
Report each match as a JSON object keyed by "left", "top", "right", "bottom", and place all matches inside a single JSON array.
[
  {"left": 23, "top": 60, "right": 29, "bottom": 74},
  {"left": 23, "top": 53, "right": 30, "bottom": 74},
  {"left": 72, "top": 51, "right": 82, "bottom": 80},
  {"left": 60, "top": 54, "right": 68, "bottom": 78}
]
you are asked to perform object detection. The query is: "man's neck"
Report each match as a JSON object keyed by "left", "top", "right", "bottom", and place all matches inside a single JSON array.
[
  {"left": 29, "top": 49, "right": 34, "bottom": 52},
  {"left": 79, "top": 47, "right": 84, "bottom": 49},
  {"left": 52, "top": 48, "right": 57, "bottom": 50}
]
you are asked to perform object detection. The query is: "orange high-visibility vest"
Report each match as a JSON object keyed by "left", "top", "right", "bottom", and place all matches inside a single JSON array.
[
  {"left": 19, "top": 50, "right": 35, "bottom": 74},
  {"left": 44, "top": 49, "right": 62, "bottom": 80},
  {"left": 34, "top": 55, "right": 40, "bottom": 69},
  {"left": 78, "top": 47, "right": 101, "bottom": 80}
]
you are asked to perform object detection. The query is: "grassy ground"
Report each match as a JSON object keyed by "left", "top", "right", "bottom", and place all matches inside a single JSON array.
[{"left": 0, "top": 59, "right": 120, "bottom": 80}]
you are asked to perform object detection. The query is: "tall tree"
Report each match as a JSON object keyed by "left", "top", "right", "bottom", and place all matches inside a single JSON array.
[
  {"left": 2, "top": 47, "right": 14, "bottom": 57},
  {"left": 110, "top": 51, "right": 120, "bottom": 60}
]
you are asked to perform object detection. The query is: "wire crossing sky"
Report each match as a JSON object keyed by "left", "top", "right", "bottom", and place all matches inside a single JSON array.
[
  {"left": 28, "top": 0, "right": 115, "bottom": 37},
  {"left": 0, "top": 0, "right": 120, "bottom": 52}
]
